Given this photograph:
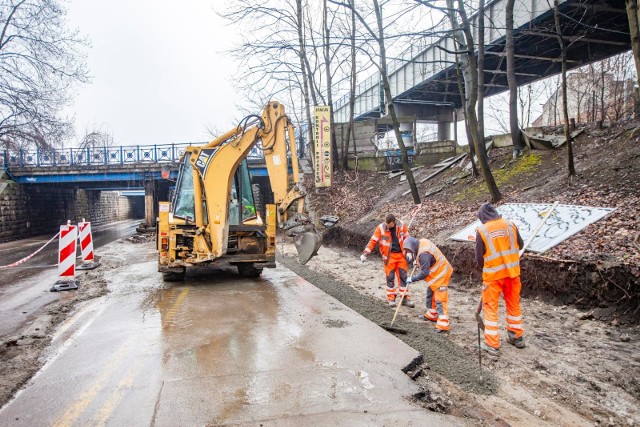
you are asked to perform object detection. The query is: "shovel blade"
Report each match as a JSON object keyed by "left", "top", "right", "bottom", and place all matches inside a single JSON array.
[{"left": 295, "top": 231, "right": 322, "bottom": 265}]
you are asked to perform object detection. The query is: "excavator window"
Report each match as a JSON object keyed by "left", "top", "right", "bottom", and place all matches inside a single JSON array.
[
  {"left": 229, "top": 160, "right": 257, "bottom": 225},
  {"left": 173, "top": 153, "right": 195, "bottom": 220}
]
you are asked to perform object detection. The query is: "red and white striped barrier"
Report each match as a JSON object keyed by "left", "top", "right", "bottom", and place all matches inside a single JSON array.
[
  {"left": 50, "top": 222, "right": 80, "bottom": 292},
  {"left": 77, "top": 220, "right": 100, "bottom": 270}
]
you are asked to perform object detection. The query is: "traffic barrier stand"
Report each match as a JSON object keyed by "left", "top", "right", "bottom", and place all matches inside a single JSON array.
[
  {"left": 76, "top": 219, "right": 100, "bottom": 270},
  {"left": 50, "top": 222, "right": 80, "bottom": 292}
]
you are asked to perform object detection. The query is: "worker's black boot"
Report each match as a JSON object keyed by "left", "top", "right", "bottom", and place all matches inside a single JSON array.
[
  {"left": 507, "top": 331, "right": 526, "bottom": 348},
  {"left": 401, "top": 298, "right": 415, "bottom": 308}
]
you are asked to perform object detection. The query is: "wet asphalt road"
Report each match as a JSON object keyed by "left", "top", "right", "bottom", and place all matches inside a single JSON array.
[
  {"left": 0, "top": 219, "right": 142, "bottom": 284},
  {"left": 0, "top": 241, "right": 464, "bottom": 426},
  {"left": 0, "top": 219, "right": 142, "bottom": 340}
]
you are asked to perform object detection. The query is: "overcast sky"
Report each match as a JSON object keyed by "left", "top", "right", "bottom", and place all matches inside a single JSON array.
[{"left": 66, "top": 0, "right": 240, "bottom": 147}]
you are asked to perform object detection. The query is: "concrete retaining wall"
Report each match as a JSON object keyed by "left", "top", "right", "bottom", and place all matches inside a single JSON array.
[{"left": 0, "top": 181, "right": 144, "bottom": 242}]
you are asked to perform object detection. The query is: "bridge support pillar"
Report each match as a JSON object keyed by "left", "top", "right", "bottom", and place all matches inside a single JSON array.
[
  {"left": 144, "top": 180, "right": 156, "bottom": 226},
  {"left": 438, "top": 121, "right": 451, "bottom": 141}
]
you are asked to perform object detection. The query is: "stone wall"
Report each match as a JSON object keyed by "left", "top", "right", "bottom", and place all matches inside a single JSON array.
[{"left": 0, "top": 181, "right": 144, "bottom": 242}]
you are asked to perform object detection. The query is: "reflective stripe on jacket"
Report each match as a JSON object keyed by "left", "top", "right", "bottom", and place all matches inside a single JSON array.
[
  {"left": 477, "top": 218, "right": 521, "bottom": 281},
  {"left": 416, "top": 238, "right": 453, "bottom": 287},
  {"left": 364, "top": 220, "right": 408, "bottom": 264}
]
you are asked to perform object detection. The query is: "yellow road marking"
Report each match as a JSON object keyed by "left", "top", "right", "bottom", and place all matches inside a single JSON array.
[
  {"left": 163, "top": 287, "right": 190, "bottom": 326},
  {"left": 92, "top": 356, "right": 141, "bottom": 426},
  {"left": 52, "top": 337, "right": 134, "bottom": 427},
  {"left": 53, "top": 289, "right": 189, "bottom": 426}
]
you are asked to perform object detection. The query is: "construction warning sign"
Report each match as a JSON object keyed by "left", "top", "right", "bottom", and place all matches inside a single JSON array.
[{"left": 313, "top": 106, "right": 332, "bottom": 188}]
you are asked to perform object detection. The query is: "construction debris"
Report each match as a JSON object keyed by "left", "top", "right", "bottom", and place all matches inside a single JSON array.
[
  {"left": 522, "top": 129, "right": 585, "bottom": 150},
  {"left": 319, "top": 215, "right": 340, "bottom": 227}
]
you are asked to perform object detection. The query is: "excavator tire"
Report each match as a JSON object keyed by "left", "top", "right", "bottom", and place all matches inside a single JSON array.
[{"left": 237, "top": 263, "right": 263, "bottom": 278}]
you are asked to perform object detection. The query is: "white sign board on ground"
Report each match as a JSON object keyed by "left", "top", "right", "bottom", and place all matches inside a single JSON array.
[{"left": 449, "top": 203, "right": 615, "bottom": 254}]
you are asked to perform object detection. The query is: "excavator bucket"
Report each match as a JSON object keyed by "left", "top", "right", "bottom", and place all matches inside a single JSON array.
[{"left": 295, "top": 231, "right": 322, "bottom": 265}]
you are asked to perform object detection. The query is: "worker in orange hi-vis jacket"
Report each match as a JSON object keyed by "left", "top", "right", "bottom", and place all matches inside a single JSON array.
[
  {"left": 360, "top": 214, "right": 414, "bottom": 308},
  {"left": 475, "top": 202, "right": 526, "bottom": 357},
  {"left": 403, "top": 236, "right": 453, "bottom": 333}
]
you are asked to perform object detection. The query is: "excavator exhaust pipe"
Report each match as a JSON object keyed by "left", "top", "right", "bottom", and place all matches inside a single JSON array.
[{"left": 295, "top": 231, "right": 322, "bottom": 265}]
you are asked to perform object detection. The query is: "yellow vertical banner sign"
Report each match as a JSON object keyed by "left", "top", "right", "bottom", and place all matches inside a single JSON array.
[{"left": 313, "top": 106, "right": 332, "bottom": 188}]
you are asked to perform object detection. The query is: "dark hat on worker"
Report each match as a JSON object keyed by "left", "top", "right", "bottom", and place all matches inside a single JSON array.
[
  {"left": 404, "top": 236, "right": 419, "bottom": 254},
  {"left": 478, "top": 202, "right": 501, "bottom": 224}
]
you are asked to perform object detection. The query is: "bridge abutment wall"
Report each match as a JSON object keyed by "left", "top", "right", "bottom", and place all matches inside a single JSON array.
[{"left": 0, "top": 181, "right": 143, "bottom": 242}]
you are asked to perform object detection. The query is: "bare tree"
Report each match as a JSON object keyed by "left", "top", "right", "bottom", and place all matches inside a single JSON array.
[
  {"left": 553, "top": 0, "right": 576, "bottom": 176},
  {"left": 506, "top": 0, "right": 524, "bottom": 155},
  {"left": 625, "top": 0, "right": 640, "bottom": 104},
  {"left": 477, "top": 0, "right": 486, "bottom": 147},
  {"left": 425, "top": 0, "right": 501, "bottom": 202},
  {"left": 78, "top": 125, "right": 115, "bottom": 151},
  {"left": 0, "top": 0, "right": 89, "bottom": 151},
  {"left": 330, "top": 0, "right": 421, "bottom": 204},
  {"left": 342, "top": 0, "right": 357, "bottom": 170}
]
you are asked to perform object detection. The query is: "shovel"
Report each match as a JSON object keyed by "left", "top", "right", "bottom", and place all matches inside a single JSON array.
[{"left": 381, "top": 265, "right": 417, "bottom": 334}]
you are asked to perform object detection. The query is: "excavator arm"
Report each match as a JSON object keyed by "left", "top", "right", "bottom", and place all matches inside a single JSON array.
[{"left": 162, "top": 101, "right": 320, "bottom": 270}]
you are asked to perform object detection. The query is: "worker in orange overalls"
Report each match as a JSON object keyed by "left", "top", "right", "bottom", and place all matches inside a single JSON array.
[
  {"left": 361, "top": 214, "right": 414, "bottom": 308},
  {"left": 476, "top": 202, "right": 526, "bottom": 356},
  {"left": 404, "top": 236, "right": 453, "bottom": 333}
]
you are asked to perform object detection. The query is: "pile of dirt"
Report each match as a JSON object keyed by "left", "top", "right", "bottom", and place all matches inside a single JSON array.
[{"left": 311, "top": 122, "right": 640, "bottom": 322}]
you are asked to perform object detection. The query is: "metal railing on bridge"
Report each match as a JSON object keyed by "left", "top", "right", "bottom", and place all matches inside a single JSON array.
[{"left": 1, "top": 144, "right": 265, "bottom": 168}]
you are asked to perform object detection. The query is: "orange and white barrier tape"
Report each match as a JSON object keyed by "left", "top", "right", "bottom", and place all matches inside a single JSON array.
[{"left": 0, "top": 231, "right": 60, "bottom": 269}]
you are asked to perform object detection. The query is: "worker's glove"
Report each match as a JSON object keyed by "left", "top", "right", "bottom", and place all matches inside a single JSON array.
[
  {"left": 360, "top": 254, "right": 367, "bottom": 263},
  {"left": 406, "top": 277, "right": 413, "bottom": 284},
  {"left": 405, "top": 252, "right": 414, "bottom": 264}
]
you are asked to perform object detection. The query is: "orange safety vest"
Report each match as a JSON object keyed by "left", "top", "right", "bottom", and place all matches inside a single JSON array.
[
  {"left": 364, "top": 220, "right": 408, "bottom": 264},
  {"left": 416, "top": 238, "right": 453, "bottom": 288},
  {"left": 477, "top": 218, "right": 521, "bottom": 281}
]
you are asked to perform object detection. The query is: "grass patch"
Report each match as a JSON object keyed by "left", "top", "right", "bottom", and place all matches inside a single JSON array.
[
  {"left": 492, "top": 153, "right": 542, "bottom": 186},
  {"left": 454, "top": 153, "right": 543, "bottom": 202}
]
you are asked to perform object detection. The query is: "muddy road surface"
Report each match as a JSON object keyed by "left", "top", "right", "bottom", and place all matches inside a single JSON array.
[
  {"left": 0, "top": 219, "right": 143, "bottom": 341},
  {"left": 279, "top": 242, "right": 640, "bottom": 426},
  {"left": 0, "top": 239, "right": 462, "bottom": 426}
]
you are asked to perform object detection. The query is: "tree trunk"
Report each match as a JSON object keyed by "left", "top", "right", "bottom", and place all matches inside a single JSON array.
[
  {"left": 447, "top": 0, "right": 501, "bottom": 202},
  {"left": 554, "top": 0, "right": 576, "bottom": 176},
  {"left": 323, "top": 0, "right": 339, "bottom": 171},
  {"left": 373, "top": 0, "right": 421, "bottom": 204},
  {"left": 626, "top": 0, "right": 640, "bottom": 103},
  {"left": 506, "top": 0, "right": 524, "bottom": 154},
  {"left": 342, "top": 0, "right": 357, "bottom": 170},
  {"left": 454, "top": 53, "right": 479, "bottom": 177},
  {"left": 296, "top": 0, "right": 314, "bottom": 165},
  {"left": 478, "top": 0, "right": 486, "bottom": 142}
]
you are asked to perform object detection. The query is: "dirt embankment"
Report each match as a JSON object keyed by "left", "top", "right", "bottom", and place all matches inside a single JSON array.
[
  {"left": 312, "top": 123, "right": 640, "bottom": 323},
  {"left": 325, "top": 225, "right": 640, "bottom": 323},
  {"left": 294, "top": 122, "right": 640, "bottom": 425}
]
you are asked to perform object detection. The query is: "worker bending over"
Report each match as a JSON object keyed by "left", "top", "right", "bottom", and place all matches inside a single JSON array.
[
  {"left": 361, "top": 214, "right": 414, "bottom": 308},
  {"left": 404, "top": 236, "right": 453, "bottom": 333},
  {"left": 476, "top": 202, "right": 526, "bottom": 356}
]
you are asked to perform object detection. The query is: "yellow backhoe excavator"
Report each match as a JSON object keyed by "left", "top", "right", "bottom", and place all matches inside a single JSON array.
[{"left": 156, "top": 101, "right": 321, "bottom": 281}]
